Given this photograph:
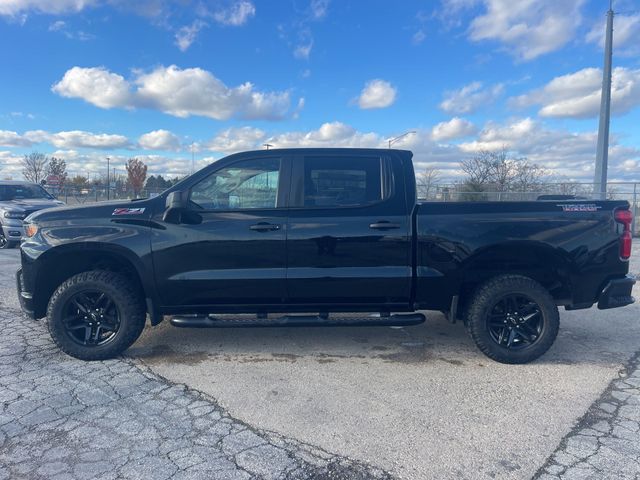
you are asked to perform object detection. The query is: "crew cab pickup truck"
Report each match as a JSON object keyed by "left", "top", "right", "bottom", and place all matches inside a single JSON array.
[{"left": 17, "top": 148, "right": 635, "bottom": 364}]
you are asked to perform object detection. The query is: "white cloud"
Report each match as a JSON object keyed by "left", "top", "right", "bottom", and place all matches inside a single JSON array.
[
  {"left": 266, "top": 122, "right": 382, "bottom": 149},
  {"left": 310, "top": 0, "right": 329, "bottom": 20},
  {"left": 174, "top": 20, "right": 207, "bottom": 52},
  {"left": 441, "top": 0, "right": 585, "bottom": 61},
  {"left": 52, "top": 65, "right": 298, "bottom": 121},
  {"left": 454, "top": 117, "right": 636, "bottom": 180},
  {"left": 431, "top": 117, "right": 476, "bottom": 141},
  {"left": 52, "top": 66, "right": 133, "bottom": 109},
  {"left": 0, "top": 151, "right": 25, "bottom": 180},
  {"left": 48, "top": 20, "right": 66, "bottom": 31},
  {"left": 586, "top": 13, "right": 640, "bottom": 57},
  {"left": 0, "top": 0, "right": 97, "bottom": 16},
  {"left": 412, "top": 29, "right": 426, "bottom": 45},
  {"left": 213, "top": 1, "right": 255, "bottom": 26},
  {"left": 138, "top": 130, "right": 181, "bottom": 151},
  {"left": 440, "top": 81, "right": 504, "bottom": 114},
  {"left": 293, "top": 41, "right": 313, "bottom": 60},
  {"left": 2, "top": 120, "right": 639, "bottom": 182},
  {"left": 0, "top": 130, "right": 33, "bottom": 147},
  {"left": 206, "top": 127, "right": 266, "bottom": 154},
  {"left": 510, "top": 67, "right": 640, "bottom": 119},
  {"left": 357, "top": 79, "right": 397, "bottom": 110},
  {"left": 42, "top": 130, "right": 130, "bottom": 149},
  {"left": 0, "top": 129, "right": 129, "bottom": 149}
]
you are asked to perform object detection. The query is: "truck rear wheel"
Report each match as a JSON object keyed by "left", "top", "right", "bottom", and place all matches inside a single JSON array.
[
  {"left": 47, "top": 270, "right": 146, "bottom": 361},
  {"left": 465, "top": 275, "right": 559, "bottom": 364}
]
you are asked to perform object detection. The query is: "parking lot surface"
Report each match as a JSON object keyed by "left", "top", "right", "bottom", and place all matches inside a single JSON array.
[
  {"left": 1, "top": 246, "right": 639, "bottom": 479},
  {"left": 0, "top": 250, "right": 389, "bottom": 480}
]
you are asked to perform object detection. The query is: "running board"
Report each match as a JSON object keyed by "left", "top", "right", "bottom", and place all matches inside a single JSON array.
[{"left": 169, "top": 313, "right": 426, "bottom": 328}]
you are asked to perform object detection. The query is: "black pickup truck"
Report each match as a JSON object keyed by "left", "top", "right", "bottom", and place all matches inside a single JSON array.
[{"left": 17, "top": 148, "right": 635, "bottom": 364}]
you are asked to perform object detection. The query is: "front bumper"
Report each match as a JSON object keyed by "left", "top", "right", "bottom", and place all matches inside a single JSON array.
[
  {"left": 1, "top": 222, "right": 25, "bottom": 242},
  {"left": 597, "top": 275, "right": 636, "bottom": 309},
  {"left": 16, "top": 268, "right": 37, "bottom": 319}
]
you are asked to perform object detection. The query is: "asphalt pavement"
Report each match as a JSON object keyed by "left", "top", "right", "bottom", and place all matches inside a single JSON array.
[{"left": 1, "top": 246, "right": 639, "bottom": 479}]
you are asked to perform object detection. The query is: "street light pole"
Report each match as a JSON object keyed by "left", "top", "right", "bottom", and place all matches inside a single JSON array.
[
  {"left": 106, "top": 156, "right": 110, "bottom": 200},
  {"left": 388, "top": 131, "right": 416, "bottom": 148},
  {"left": 594, "top": 1, "right": 614, "bottom": 199}
]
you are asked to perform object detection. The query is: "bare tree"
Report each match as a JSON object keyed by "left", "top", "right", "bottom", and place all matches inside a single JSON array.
[
  {"left": 461, "top": 149, "right": 545, "bottom": 194},
  {"left": 416, "top": 167, "right": 441, "bottom": 200},
  {"left": 126, "top": 158, "right": 148, "bottom": 197},
  {"left": 461, "top": 152, "right": 493, "bottom": 187},
  {"left": 22, "top": 152, "right": 49, "bottom": 184}
]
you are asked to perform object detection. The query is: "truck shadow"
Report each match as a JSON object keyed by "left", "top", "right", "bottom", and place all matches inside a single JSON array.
[{"left": 129, "top": 305, "right": 640, "bottom": 368}]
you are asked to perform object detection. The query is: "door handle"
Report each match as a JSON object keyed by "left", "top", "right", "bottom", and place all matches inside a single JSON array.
[
  {"left": 249, "top": 222, "right": 281, "bottom": 232},
  {"left": 369, "top": 221, "right": 401, "bottom": 230}
]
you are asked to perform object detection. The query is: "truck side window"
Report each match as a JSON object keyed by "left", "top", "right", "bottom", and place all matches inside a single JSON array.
[
  {"left": 303, "top": 156, "right": 389, "bottom": 207},
  {"left": 190, "top": 158, "right": 280, "bottom": 210}
]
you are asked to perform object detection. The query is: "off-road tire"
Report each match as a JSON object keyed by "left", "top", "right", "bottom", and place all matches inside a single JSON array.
[
  {"left": 47, "top": 270, "right": 146, "bottom": 360},
  {"left": 466, "top": 275, "right": 559, "bottom": 364}
]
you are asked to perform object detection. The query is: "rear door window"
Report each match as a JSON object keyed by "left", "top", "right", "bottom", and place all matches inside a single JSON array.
[{"left": 302, "top": 156, "right": 391, "bottom": 207}]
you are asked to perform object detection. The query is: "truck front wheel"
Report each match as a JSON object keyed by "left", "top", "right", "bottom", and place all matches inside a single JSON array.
[
  {"left": 465, "top": 275, "right": 559, "bottom": 364},
  {"left": 47, "top": 270, "right": 146, "bottom": 360}
]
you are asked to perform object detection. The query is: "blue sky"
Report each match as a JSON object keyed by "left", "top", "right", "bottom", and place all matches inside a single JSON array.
[{"left": 0, "top": 0, "right": 639, "bottom": 182}]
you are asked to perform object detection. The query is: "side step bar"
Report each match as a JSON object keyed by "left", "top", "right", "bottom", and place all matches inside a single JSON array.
[{"left": 169, "top": 313, "right": 426, "bottom": 329}]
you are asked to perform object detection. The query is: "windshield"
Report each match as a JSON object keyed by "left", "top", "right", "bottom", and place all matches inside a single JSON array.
[{"left": 0, "top": 184, "right": 54, "bottom": 201}]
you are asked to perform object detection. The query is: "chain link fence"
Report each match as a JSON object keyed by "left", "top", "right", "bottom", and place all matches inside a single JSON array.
[{"left": 49, "top": 185, "right": 167, "bottom": 205}]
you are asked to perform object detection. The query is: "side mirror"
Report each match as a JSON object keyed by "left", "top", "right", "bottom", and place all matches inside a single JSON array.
[
  {"left": 165, "top": 190, "right": 188, "bottom": 210},
  {"left": 163, "top": 190, "right": 188, "bottom": 223}
]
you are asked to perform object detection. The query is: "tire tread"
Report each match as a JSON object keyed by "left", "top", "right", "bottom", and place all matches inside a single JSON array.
[
  {"left": 47, "top": 270, "right": 146, "bottom": 361},
  {"left": 465, "top": 274, "right": 559, "bottom": 364}
]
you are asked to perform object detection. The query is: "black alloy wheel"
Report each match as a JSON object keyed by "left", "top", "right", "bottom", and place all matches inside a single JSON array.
[
  {"left": 61, "top": 290, "right": 121, "bottom": 346},
  {"left": 47, "top": 270, "right": 146, "bottom": 360},
  {"left": 486, "top": 294, "right": 543, "bottom": 350},
  {"left": 466, "top": 275, "right": 559, "bottom": 364}
]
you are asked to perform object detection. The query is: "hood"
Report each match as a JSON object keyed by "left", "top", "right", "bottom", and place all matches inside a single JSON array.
[
  {"left": 26, "top": 197, "right": 157, "bottom": 223},
  {"left": 0, "top": 198, "right": 65, "bottom": 213}
]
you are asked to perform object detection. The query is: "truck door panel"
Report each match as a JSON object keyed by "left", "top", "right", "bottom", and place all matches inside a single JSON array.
[
  {"left": 286, "top": 154, "right": 411, "bottom": 306},
  {"left": 151, "top": 156, "right": 288, "bottom": 307}
]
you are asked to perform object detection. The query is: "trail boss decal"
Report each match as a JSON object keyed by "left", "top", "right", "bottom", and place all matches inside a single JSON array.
[
  {"left": 112, "top": 207, "right": 146, "bottom": 216},
  {"left": 557, "top": 204, "right": 602, "bottom": 212}
]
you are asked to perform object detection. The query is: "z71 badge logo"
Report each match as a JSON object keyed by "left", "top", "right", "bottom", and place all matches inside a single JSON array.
[
  {"left": 557, "top": 204, "right": 602, "bottom": 212},
  {"left": 112, "top": 208, "right": 146, "bottom": 216}
]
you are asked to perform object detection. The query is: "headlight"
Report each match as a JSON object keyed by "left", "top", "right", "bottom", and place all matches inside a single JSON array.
[
  {"left": 3, "top": 211, "right": 25, "bottom": 219},
  {"left": 24, "top": 224, "right": 38, "bottom": 237}
]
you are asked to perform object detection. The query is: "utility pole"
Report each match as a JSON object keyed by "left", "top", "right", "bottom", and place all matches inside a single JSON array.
[
  {"left": 106, "top": 156, "right": 110, "bottom": 200},
  {"left": 594, "top": 0, "right": 614, "bottom": 199},
  {"left": 263, "top": 143, "right": 273, "bottom": 150}
]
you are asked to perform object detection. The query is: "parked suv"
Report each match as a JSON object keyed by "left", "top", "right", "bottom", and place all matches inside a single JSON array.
[{"left": 0, "top": 181, "right": 64, "bottom": 248}]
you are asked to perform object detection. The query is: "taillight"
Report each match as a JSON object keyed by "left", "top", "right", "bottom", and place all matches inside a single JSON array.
[{"left": 614, "top": 209, "right": 633, "bottom": 260}]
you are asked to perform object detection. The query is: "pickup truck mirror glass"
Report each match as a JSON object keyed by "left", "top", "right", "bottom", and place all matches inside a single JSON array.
[
  {"left": 165, "top": 191, "right": 188, "bottom": 210},
  {"left": 163, "top": 191, "right": 190, "bottom": 223}
]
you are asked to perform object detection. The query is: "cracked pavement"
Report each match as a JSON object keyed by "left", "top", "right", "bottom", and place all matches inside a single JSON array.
[{"left": 536, "top": 353, "right": 640, "bottom": 480}]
